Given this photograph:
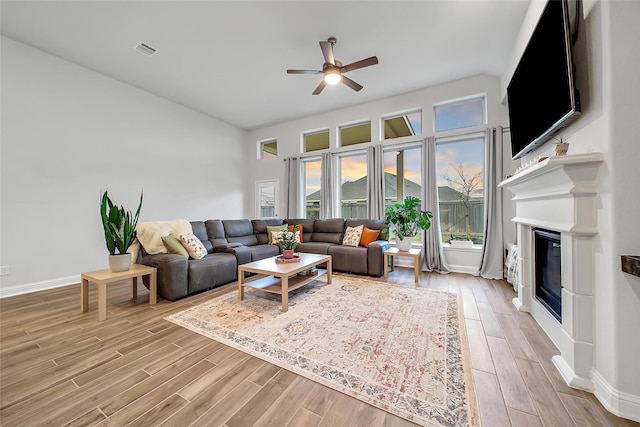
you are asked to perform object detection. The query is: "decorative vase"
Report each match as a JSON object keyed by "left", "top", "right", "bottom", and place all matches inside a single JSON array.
[
  {"left": 396, "top": 236, "right": 413, "bottom": 252},
  {"left": 555, "top": 142, "right": 569, "bottom": 156},
  {"left": 282, "top": 249, "right": 295, "bottom": 259},
  {"left": 109, "top": 253, "right": 132, "bottom": 272}
]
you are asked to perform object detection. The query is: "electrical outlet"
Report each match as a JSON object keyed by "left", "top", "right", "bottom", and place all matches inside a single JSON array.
[{"left": 0, "top": 266, "right": 9, "bottom": 276}]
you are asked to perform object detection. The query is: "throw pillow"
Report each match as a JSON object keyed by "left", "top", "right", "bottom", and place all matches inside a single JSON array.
[
  {"left": 287, "top": 224, "right": 304, "bottom": 242},
  {"left": 162, "top": 234, "right": 189, "bottom": 258},
  {"left": 179, "top": 233, "right": 207, "bottom": 260},
  {"left": 359, "top": 227, "right": 380, "bottom": 247},
  {"left": 266, "top": 225, "right": 288, "bottom": 244},
  {"left": 342, "top": 224, "right": 364, "bottom": 247},
  {"left": 271, "top": 230, "right": 301, "bottom": 245}
]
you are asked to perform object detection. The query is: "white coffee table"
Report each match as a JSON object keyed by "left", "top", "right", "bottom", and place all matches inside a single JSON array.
[{"left": 238, "top": 253, "right": 332, "bottom": 312}]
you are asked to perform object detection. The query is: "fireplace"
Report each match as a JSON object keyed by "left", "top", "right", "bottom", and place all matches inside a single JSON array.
[
  {"left": 498, "top": 153, "right": 603, "bottom": 392},
  {"left": 534, "top": 229, "right": 562, "bottom": 321}
]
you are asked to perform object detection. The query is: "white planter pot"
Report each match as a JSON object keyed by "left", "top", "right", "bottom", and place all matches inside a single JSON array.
[
  {"left": 109, "top": 253, "right": 132, "bottom": 272},
  {"left": 396, "top": 236, "right": 413, "bottom": 252}
]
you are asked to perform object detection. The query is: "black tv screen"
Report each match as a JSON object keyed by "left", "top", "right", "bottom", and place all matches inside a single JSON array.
[{"left": 507, "top": 0, "right": 580, "bottom": 160}]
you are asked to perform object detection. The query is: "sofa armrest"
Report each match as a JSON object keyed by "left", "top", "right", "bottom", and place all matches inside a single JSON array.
[
  {"left": 366, "top": 240, "right": 391, "bottom": 276},
  {"left": 215, "top": 245, "right": 252, "bottom": 265},
  {"left": 139, "top": 253, "right": 188, "bottom": 301}
]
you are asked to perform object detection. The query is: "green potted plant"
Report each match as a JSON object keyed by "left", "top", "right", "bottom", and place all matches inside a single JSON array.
[
  {"left": 100, "top": 190, "right": 143, "bottom": 272},
  {"left": 277, "top": 226, "right": 300, "bottom": 259},
  {"left": 384, "top": 196, "right": 433, "bottom": 252}
]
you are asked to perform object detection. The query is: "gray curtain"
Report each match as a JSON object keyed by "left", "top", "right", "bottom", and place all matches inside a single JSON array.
[
  {"left": 320, "top": 152, "right": 335, "bottom": 219},
  {"left": 422, "top": 137, "right": 450, "bottom": 273},
  {"left": 480, "top": 127, "right": 504, "bottom": 279},
  {"left": 284, "top": 157, "right": 300, "bottom": 219},
  {"left": 366, "top": 144, "right": 385, "bottom": 220}
]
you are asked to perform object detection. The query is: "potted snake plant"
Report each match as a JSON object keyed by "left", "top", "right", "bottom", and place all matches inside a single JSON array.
[{"left": 100, "top": 190, "right": 143, "bottom": 272}]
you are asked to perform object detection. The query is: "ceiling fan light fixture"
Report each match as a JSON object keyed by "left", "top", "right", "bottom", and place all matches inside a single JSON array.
[{"left": 324, "top": 72, "right": 342, "bottom": 85}]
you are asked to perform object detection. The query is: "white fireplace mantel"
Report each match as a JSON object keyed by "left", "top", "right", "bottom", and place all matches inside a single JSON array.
[{"left": 499, "top": 152, "right": 604, "bottom": 392}]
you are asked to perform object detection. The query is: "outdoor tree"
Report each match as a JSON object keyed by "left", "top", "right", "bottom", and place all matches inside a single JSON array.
[{"left": 443, "top": 163, "right": 483, "bottom": 240}]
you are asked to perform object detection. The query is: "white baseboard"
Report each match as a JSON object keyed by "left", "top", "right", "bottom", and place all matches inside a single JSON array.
[
  {"left": 0, "top": 275, "right": 80, "bottom": 298},
  {"left": 592, "top": 369, "right": 640, "bottom": 422}
]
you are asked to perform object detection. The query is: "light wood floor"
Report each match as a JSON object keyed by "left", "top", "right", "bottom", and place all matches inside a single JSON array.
[{"left": 1, "top": 269, "right": 637, "bottom": 427}]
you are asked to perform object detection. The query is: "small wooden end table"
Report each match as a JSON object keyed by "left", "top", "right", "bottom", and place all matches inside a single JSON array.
[
  {"left": 238, "top": 253, "right": 332, "bottom": 312},
  {"left": 384, "top": 248, "right": 422, "bottom": 283},
  {"left": 81, "top": 264, "right": 157, "bottom": 321}
]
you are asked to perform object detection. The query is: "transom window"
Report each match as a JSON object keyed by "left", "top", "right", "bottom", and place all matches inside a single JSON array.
[
  {"left": 303, "top": 129, "right": 330, "bottom": 153},
  {"left": 434, "top": 96, "right": 485, "bottom": 132},
  {"left": 382, "top": 110, "right": 422, "bottom": 140},
  {"left": 339, "top": 121, "right": 371, "bottom": 147},
  {"left": 258, "top": 139, "right": 277, "bottom": 159}
]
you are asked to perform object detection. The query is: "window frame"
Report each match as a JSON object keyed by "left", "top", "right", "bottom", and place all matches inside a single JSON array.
[
  {"left": 380, "top": 108, "right": 423, "bottom": 142},
  {"left": 302, "top": 128, "right": 331, "bottom": 153},
  {"left": 433, "top": 94, "right": 486, "bottom": 134},
  {"left": 257, "top": 138, "right": 278, "bottom": 160},
  {"left": 338, "top": 120, "right": 372, "bottom": 148},
  {"left": 301, "top": 156, "right": 322, "bottom": 219}
]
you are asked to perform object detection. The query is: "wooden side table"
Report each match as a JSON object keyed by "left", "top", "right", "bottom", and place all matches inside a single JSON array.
[
  {"left": 384, "top": 248, "right": 422, "bottom": 283},
  {"left": 81, "top": 264, "right": 157, "bottom": 321}
]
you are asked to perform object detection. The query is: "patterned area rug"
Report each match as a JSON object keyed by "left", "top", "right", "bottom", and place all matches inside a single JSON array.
[{"left": 166, "top": 275, "right": 479, "bottom": 427}]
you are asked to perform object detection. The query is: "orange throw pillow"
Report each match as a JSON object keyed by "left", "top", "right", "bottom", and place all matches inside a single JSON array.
[
  {"left": 359, "top": 227, "right": 380, "bottom": 247},
  {"left": 288, "top": 224, "right": 303, "bottom": 242}
]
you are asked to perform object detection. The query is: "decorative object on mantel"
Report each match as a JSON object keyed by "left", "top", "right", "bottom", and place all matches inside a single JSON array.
[
  {"left": 621, "top": 255, "right": 640, "bottom": 278},
  {"left": 554, "top": 135, "right": 570, "bottom": 156},
  {"left": 100, "top": 190, "right": 143, "bottom": 272},
  {"left": 384, "top": 196, "right": 433, "bottom": 252}
]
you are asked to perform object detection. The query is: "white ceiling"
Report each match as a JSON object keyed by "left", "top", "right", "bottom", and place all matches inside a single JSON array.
[{"left": 1, "top": 1, "right": 531, "bottom": 131}]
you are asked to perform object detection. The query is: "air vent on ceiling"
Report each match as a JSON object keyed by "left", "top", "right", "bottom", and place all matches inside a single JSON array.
[{"left": 134, "top": 42, "right": 157, "bottom": 56}]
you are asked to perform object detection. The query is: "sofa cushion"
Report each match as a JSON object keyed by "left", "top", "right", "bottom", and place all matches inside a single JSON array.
[
  {"left": 248, "top": 244, "right": 280, "bottom": 261},
  {"left": 223, "top": 219, "right": 258, "bottom": 246},
  {"left": 252, "top": 219, "right": 285, "bottom": 244},
  {"left": 346, "top": 219, "right": 387, "bottom": 240},
  {"left": 359, "top": 227, "right": 380, "bottom": 247},
  {"left": 205, "top": 220, "right": 228, "bottom": 248},
  {"left": 162, "top": 234, "right": 189, "bottom": 258},
  {"left": 295, "top": 242, "right": 337, "bottom": 255},
  {"left": 328, "top": 245, "right": 368, "bottom": 275},
  {"left": 266, "top": 224, "right": 288, "bottom": 244},
  {"left": 191, "top": 221, "right": 213, "bottom": 253},
  {"left": 187, "top": 253, "right": 237, "bottom": 294},
  {"left": 286, "top": 219, "right": 314, "bottom": 242},
  {"left": 342, "top": 224, "right": 364, "bottom": 247},
  {"left": 179, "top": 233, "right": 207, "bottom": 260}
]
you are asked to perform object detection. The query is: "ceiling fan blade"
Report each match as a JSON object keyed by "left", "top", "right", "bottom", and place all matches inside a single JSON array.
[
  {"left": 341, "top": 56, "right": 379, "bottom": 73},
  {"left": 287, "top": 69, "right": 322, "bottom": 74},
  {"left": 312, "top": 80, "right": 328, "bottom": 95},
  {"left": 341, "top": 75, "right": 363, "bottom": 92},
  {"left": 319, "top": 41, "right": 335, "bottom": 65}
]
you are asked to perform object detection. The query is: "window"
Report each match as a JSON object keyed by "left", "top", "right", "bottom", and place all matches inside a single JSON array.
[
  {"left": 303, "top": 158, "right": 321, "bottom": 219},
  {"left": 303, "top": 129, "right": 330, "bottom": 153},
  {"left": 434, "top": 96, "right": 485, "bottom": 132},
  {"left": 259, "top": 139, "right": 277, "bottom": 159},
  {"left": 436, "top": 136, "right": 484, "bottom": 244},
  {"left": 383, "top": 145, "right": 423, "bottom": 242},
  {"left": 255, "top": 180, "right": 279, "bottom": 218},
  {"left": 339, "top": 121, "right": 371, "bottom": 147},
  {"left": 382, "top": 110, "right": 422, "bottom": 140},
  {"left": 338, "top": 152, "right": 367, "bottom": 218}
]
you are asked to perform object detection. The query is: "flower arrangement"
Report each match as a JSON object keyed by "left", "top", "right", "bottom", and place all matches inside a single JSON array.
[{"left": 277, "top": 225, "right": 300, "bottom": 250}]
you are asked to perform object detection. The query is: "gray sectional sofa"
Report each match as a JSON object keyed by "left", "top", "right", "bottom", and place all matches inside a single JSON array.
[{"left": 138, "top": 218, "right": 389, "bottom": 301}]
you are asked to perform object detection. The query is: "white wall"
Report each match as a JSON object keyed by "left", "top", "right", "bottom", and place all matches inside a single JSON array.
[
  {"left": 501, "top": 1, "right": 640, "bottom": 419},
  {"left": 245, "top": 74, "right": 514, "bottom": 272},
  {"left": 0, "top": 36, "right": 247, "bottom": 295}
]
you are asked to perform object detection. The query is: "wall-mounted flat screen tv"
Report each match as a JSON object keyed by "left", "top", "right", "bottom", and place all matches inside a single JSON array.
[{"left": 507, "top": 0, "right": 581, "bottom": 160}]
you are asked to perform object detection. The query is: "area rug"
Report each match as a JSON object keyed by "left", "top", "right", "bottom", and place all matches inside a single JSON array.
[{"left": 165, "top": 275, "right": 479, "bottom": 427}]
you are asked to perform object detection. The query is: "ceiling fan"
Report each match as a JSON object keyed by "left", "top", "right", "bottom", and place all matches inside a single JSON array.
[{"left": 287, "top": 37, "right": 379, "bottom": 95}]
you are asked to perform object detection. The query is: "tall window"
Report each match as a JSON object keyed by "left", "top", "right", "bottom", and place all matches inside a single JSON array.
[
  {"left": 436, "top": 136, "right": 484, "bottom": 244},
  {"left": 338, "top": 152, "right": 367, "bottom": 219},
  {"left": 383, "top": 145, "right": 423, "bottom": 242},
  {"left": 303, "top": 158, "right": 321, "bottom": 219},
  {"left": 382, "top": 110, "right": 422, "bottom": 140},
  {"left": 303, "top": 129, "right": 330, "bottom": 153}
]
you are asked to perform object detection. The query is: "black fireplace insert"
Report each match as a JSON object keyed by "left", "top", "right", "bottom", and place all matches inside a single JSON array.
[{"left": 534, "top": 228, "right": 562, "bottom": 321}]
